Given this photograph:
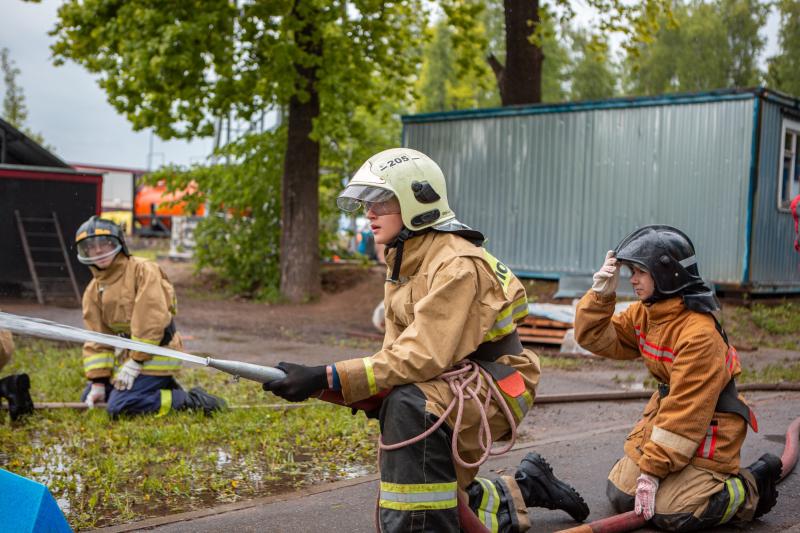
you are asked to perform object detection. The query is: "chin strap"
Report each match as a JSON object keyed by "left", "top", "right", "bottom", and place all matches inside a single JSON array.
[
  {"left": 387, "top": 228, "right": 413, "bottom": 283},
  {"left": 386, "top": 228, "right": 426, "bottom": 283}
]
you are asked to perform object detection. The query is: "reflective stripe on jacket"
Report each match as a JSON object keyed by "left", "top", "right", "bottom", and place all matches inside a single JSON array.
[
  {"left": 82, "top": 254, "right": 181, "bottom": 379},
  {"left": 334, "top": 231, "right": 537, "bottom": 405},
  {"left": 574, "top": 290, "right": 748, "bottom": 478}
]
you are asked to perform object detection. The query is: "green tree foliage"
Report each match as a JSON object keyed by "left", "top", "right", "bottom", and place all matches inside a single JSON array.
[
  {"left": 568, "top": 30, "right": 617, "bottom": 101},
  {"left": 767, "top": 0, "right": 800, "bottom": 96},
  {"left": 625, "top": 0, "right": 768, "bottom": 95},
  {"left": 416, "top": 5, "right": 569, "bottom": 112},
  {"left": 442, "top": 0, "right": 672, "bottom": 106},
  {"left": 1, "top": 47, "right": 48, "bottom": 147},
  {"left": 51, "top": 0, "right": 424, "bottom": 300}
]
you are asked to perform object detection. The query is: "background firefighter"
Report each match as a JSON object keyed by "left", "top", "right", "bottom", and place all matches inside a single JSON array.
[
  {"left": 574, "top": 224, "right": 782, "bottom": 531},
  {"left": 263, "top": 148, "right": 589, "bottom": 532},
  {"left": 0, "top": 317, "right": 34, "bottom": 421},
  {"left": 75, "top": 216, "right": 225, "bottom": 417}
]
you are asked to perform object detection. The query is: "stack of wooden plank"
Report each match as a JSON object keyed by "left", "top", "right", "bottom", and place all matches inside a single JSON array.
[{"left": 517, "top": 316, "right": 573, "bottom": 346}]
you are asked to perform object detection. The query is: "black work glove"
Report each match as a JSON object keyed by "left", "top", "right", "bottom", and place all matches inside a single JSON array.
[{"left": 262, "top": 362, "right": 328, "bottom": 402}]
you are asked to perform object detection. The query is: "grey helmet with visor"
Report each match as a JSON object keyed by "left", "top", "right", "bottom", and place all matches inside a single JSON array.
[{"left": 75, "top": 216, "right": 129, "bottom": 266}]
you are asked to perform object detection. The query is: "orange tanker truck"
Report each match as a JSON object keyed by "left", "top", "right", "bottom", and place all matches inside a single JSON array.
[{"left": 134, "top": 181, "right": 205, "bottom": 236}]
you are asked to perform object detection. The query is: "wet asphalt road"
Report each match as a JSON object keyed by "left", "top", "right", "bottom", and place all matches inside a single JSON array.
[{"left": 97, "top": 392, "right": 800, "bottom": 533}]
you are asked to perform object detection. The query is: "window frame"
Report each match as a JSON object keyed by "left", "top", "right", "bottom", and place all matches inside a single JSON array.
[{"left": 778, "top": 117, "right": 800, "bottom": 212}]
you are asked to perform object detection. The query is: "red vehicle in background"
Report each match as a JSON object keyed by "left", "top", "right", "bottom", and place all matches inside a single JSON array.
[{"left": 134, "top": 181, "right": 205, "bottom": 236}]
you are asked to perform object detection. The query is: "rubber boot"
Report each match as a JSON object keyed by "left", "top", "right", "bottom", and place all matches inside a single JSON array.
[
  {"left": 0, "top": 373, "right": 34, "bottom": 421},
  {"left": 182, "top": 387, "right": 227, "bottom": 415},
  {"left": 743, "top": 453, "right": 782, "bottom": 519},
  {"left": 516, "top": 452, "right": 590, "bottom": 522}
]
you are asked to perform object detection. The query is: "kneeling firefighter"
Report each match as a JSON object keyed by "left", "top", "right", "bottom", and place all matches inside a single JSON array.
[
  {"left": 264, "top": 148, "right": 589, "bottom": 532},
  {"left": 0, "top": 321, "right": 34, "bottom": 421},
  {"left": 75, "top": 216, "right": 225, "bottom": 417},
  {"left": 575, "top": 225, "right": 781, "bottom": 531}
]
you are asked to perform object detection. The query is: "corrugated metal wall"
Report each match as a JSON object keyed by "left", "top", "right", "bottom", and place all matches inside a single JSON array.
[
  {"left": 749, "top": 99, "right": 800, "bottom": 288},
  {"left": 404, "top": 98, "right": 755, "bottom": 284}
]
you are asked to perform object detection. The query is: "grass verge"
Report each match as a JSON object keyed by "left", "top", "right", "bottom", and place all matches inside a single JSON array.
[
  {"left": 721, "top": 300, "right": 800, "bottom": 351},
  {"left": 0, "top": 339, "right": 378, "bottom": 530}
]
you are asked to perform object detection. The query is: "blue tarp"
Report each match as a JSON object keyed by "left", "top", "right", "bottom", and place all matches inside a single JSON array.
[{"left": 0, "top": 468, "right": 72, "bottom": 532}]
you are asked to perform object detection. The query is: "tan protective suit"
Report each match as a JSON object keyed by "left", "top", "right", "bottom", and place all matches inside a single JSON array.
[
  {"left": 574, "top": 290, "right": 758, "bottom": 527},
  {"left": 82, "top": 254, "right": 182, "bottom": 380},
  {"left": 335, "top": 231, "right": 540, "bottom": 482}
]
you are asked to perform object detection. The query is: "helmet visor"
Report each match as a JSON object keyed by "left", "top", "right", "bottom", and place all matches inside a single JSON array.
[
  {"left": 77, "top": 235, "right": 122, "bottom": 265},
  {"left": 336, "top": 184, "right": 399, "bottom": 214}
]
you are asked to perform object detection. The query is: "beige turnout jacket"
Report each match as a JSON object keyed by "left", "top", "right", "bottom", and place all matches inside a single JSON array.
[
  {"left": 334, "top": 231, "right": 540, "bottom": 409},
  {"left": 575, "top": 291, "right": 749, "bottom": 478},
  {"left": 0, "top": 309, "right": 13, "bottom": 371},
  {"left": 82, "top": 254, "right": 182, "bottom": 380}
]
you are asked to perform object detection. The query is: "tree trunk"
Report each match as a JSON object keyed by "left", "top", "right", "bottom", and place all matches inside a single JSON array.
[
  {"left": 280, "top": 0, "right": 321, "bottom": 303},
  {"left": 499, "top": 0, "right": 543, "bottom": 105}
]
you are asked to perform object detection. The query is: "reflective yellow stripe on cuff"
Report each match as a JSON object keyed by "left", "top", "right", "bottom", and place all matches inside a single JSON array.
[
  {"left": 131, "top": 335, "right": 160, "bottom": 345},
  {"left": 363, "top": 357, "right": 377, "bottom": 395},
  {"left": 719, "top": 476, "right": 745, "bottom": 524},
  {"left": 476, "top": 478, "right": 500, "bottom": 532},
  {"left": 83, "top": 353, "right": 115, "bottom": 372},
  {"left": 379, "top": 481, "right": 458, "bottom": 511},
  {"left": 157, "top": 389, "right": 172, "bottom": 417},
  {"left": 501, "top": 389, "right": 533, "bottom": 422},
  {"left": 142, "top": 355, "right": 181, "bottom": 372}
]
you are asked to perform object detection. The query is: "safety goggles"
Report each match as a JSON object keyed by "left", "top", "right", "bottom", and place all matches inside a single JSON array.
[
  {"left": 337, "top": 185, "right": 400, "bottom": 215},
  {"left": 76, "top": 236, "right": 122, "bottom": 265}
]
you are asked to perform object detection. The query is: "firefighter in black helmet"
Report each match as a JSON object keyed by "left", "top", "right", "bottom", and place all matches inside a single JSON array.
[
  {"left": 575, "top": 224, "right": 781, "bottom": 531},
  {"left": 75, "top": 216, "right": 225, "bottom": 417}
]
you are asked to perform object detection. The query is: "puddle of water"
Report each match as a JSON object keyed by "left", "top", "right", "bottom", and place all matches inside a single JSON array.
[
  {"left": 338, "top": 463, "right": 372, "bottom": 479},
  {"left": 216, "top": 449, "right": 232, "bottom": 469}
]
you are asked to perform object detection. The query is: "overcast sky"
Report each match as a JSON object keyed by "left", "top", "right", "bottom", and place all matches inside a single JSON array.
[{"left": 1, "top": 1, "right": 782, "bottom": 171}]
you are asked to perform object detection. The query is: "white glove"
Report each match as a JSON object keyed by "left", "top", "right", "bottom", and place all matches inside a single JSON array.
[
  {"left": 372, "top": 301, "right": 385, "bottom": 333},
  {"left": 85, "top": 383, "right": 107, "bottom": 408},
  {"left": 591, "top": 250, "right": 619, "bottom": 296},
  {"left": 634, "top": 473, "right": 660, "bottom": 520},
  {"left": 113, "top": 359, "right": 142, "bottom": 391}
]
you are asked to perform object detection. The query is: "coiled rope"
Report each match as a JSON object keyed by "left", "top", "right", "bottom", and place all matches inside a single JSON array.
[{"left": 379, "top": 359, "right": 518, "bottom": 470}]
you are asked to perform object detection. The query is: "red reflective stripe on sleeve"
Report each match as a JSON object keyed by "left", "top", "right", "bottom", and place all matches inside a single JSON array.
[{"left": 708, "top": 424, "right": 718, "bottom": 459}]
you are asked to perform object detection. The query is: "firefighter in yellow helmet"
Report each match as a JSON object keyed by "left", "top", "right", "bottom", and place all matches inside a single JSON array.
[
  {"left": 575, "top": 225, "right": 781, "bottom": 531},
  {"left": 75, "top": 216, "right": 225, "bottom": 417},
  {"left": 264, "top": 148, "right": 589, "bottom": 532}
]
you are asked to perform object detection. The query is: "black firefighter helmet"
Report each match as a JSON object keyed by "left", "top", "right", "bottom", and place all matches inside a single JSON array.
[
  {"left": 75, "top": 216, "right": 130, "bottom": 265},
  {"left": 614, "top": 224, "right": 703, "bottom": 295}
]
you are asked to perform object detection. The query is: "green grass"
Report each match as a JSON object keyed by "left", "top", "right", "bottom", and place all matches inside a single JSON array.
[
  {"left": 738, "top": 362, "right": 800, "bottom": 384},
  {"left": 538, "top": 354, "right": 582, "bottom": 370},
  {"left": 0, "top": 339, "right": 378, "bottom": 529},
  {"left": 130, "top": 248, "right": 162, "bottom": 262},
  {"left": 721, "top": 301, "right": 800, "bottom": 351}
]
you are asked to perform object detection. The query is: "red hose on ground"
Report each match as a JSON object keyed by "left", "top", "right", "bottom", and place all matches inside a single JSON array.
[{"left": 555, "top": 415, "right": 800, "bottom": 533}]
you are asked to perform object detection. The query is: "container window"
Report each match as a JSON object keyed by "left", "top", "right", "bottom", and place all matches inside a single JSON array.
[{"left": 779, "top": 119, "right": 800, "bottom": 211}]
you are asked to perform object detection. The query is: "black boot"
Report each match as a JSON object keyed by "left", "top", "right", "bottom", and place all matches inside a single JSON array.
[
  {"left": 0, "top": 373, "right": 34, "bottom": 421},
  {"left": 744, "top": 453, "right": 782, "bottom": 519},
  {"left": 182, "top": 387, "right": 227, "bottom": 415},
  {"left": 516, "top": 452, "right": 590, "bottom": 522}
]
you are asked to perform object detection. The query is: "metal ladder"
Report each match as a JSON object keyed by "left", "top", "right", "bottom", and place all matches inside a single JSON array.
[{"left": 14, "top": 210, "right": 81, "bottom": 305}]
